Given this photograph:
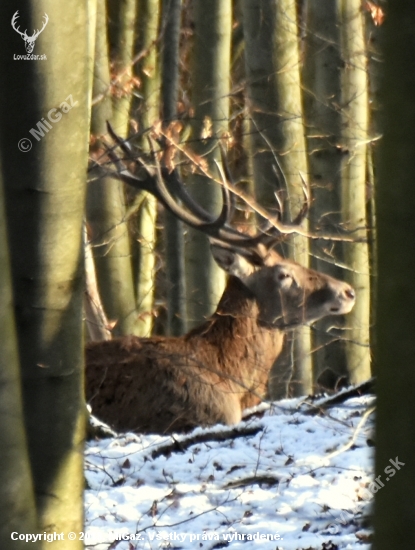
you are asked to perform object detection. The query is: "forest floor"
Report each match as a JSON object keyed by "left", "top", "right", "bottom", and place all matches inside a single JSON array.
[{"left": 85, "top": 393, "right": 376, "bottom": 550}]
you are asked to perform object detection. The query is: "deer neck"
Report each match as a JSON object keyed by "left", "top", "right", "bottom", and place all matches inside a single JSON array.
[{"left": 186, "top": 276, "right": 284, "bottom": 405}]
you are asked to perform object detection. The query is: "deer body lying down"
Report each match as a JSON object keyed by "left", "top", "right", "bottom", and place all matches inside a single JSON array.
[
  {"left": 86, "top": 246, "right": 355, "bottom": 434},
  {"left": 86, "top": 129, "right": 355, "bottom": 434}
]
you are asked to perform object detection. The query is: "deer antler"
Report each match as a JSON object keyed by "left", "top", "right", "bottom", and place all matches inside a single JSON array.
[{"left": 102, "top": 123, "right": 310, "bottom": 249}]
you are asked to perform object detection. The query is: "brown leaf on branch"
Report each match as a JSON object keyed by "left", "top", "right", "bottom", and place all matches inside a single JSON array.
[
  {"left": 200, "top": 116, "right": 213, "bottom": 140},
  {"left": 162, "top": 120, "right": 183, "bottom": 172},
  {"left": 364, "top": 1, "right": 385, "bottom": 26}
]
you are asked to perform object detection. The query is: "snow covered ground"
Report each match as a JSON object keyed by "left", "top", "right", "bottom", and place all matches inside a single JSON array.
[{"left": 85, "top": 394, "right": 375, "bottom": 550}]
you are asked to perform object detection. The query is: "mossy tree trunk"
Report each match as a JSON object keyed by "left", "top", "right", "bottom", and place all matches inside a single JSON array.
[
  {"left": 0, "top": 1, "right": 89, "bottom": 545},
  {"left": 241, "top": 0, "right": 281, "bottom": 208}
]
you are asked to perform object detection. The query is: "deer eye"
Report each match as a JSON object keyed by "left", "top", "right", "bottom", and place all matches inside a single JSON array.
[{"left": 277, "top": 271, "right": 291, "bottom": 281}]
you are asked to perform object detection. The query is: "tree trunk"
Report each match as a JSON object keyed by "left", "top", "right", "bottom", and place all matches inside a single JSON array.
[
  {"left": 132, "top": 0, "right": 160, "bottom": 336},
  {"left": 88, "top": 0, "right": 138, "bottom": 336},
  {"left": 374, "top": 1, "right": 415, "bottom": 548},
  {"left": 241, "top": 0, "right": 281, "bottom": 209},
  {"left": 0, "top": 160, "right": 39, "bottom": 548},
  {"left": 339, "top": 0, "right": 371, "bottom": 384},
  {"left": 0, "top": 1, "right": 89, "bottom": 544},
  {"left": 185, "top": 0, "right": 231, "bottom": 328},
  {"left": 161, "top": 0, "right": 187, "bottom": 336},
  {"left": 107, "top": 0, "right": 138, "bottom": 137},
  {"left": 303, "top": 0, "right": 348, "bottom": 386},
  {"left": 242, "top": 0, "right": 311, "bottom": 396},
  {"left": 273, "top": 0, "right": 311, "bottom": 396}
]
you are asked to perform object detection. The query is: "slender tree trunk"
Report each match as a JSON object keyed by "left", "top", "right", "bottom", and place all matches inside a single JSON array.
[
  {"left": 366, "top": 11, "right": 382, "bottom": 361},
  {"left": 88, "top": 0, "right": 138, "bottom": 336},
  {"left": 273, "top": 0, "right": 311, "bottom": 396},
  {"left": 242, "top": 0, "right": 311, "bottom": 395},
  {"left": 107, "top": 0, "right": 138, "bottom": 138},
  {"left": 132, "top": 0, "right": 160, "bottom": 336},
  {"left": 241, "top": 0, "right": 281, "bottom": 209},
  {"left": 185, "top": 0, "right": 231, "bottom": 328},
  {"left": 303, "top": 0, "right": 348, "bottom": 385},
  {"left": 0, "top": 160, "right": 39, "bottom": 549},
  {"left": 0, "top": 1, "right": 89, "bottom": 544},
  {"left": 339, "top": 0, "right": 371, "bottom": 384},
  {"left": 161, "top": 0, "right": 187, "bottom": 335},
  {"left": 242, "top": 0, "right": 286, "bottom": 397}
]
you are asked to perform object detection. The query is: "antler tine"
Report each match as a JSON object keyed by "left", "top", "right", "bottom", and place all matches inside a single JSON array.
[
  {"left": 250, "top": 171, "right": 310, "bottom": 249},
  {"left": 291, "top": 172, "right": 310, "bottom": 226},
  {"left": 107, "top": 122, "right": 136, "bottom": 161},
  {"left": 213, "top": 158, "right": 233, "bottom": 227},
  {"left": 107, "top": 122, "right": 219, "bottom": 224},
  {"left": 147, "top": 136, "right": 243, "bottom": 238},
  {"left": 107, "top": 122, "right": 206, "bottom": 217},
  {"left": 163, "top": 148, "right": 234, "bottom": 229},
  {"left": 103, "top": 124, "right": 162, "bottom": 197}
]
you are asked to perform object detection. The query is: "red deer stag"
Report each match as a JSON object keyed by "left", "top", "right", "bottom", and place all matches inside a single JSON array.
[{"left": 86, "top": 131, "right": 355, "bottom": 434}]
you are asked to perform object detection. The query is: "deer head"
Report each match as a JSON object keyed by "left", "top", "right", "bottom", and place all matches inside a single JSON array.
[{"left": 101, "top": 123, "right": 355, "bottom": 331}]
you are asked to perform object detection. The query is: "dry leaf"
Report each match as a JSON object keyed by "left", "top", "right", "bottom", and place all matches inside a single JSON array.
[
  {"left": 121, "top": 458, "right": 131, "bottom": 469},
  {"left": 364, "top": 1, "right": 385, "bottom": 26},
  {"left": 200, "top": 116, "right": 212, "bottom": 139}
]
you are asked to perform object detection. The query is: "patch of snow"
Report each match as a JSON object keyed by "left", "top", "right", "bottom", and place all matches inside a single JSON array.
[{"left": 85, "top": 395, "right": 375, "bottom": 549}]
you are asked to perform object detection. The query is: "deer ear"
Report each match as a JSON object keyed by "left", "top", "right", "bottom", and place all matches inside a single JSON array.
[{"left": 210, "top": 243, "right": 257, "bottom": 279}]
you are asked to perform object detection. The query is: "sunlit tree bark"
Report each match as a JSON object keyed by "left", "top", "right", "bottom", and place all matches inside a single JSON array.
[
  {"left": 242, "top": 0, "right": 311, "bottom": 395},
  {"left": 339, "top": 0, "right": 371, "bottom": 384},
  {"left": 185, "top": 0, "right": 231, "bottom": 328},
  {"left": 132, "top": 0, "right": 160, "bottom": 336},
  {"left": 303, "top": 0, "right": 348, "bottom": 386},
  {"left": 107, "top": 0, "right": 138, "bottom": 137},
  {"left": 88, "top": 0, "right": 138, "bottom": 336},
  {"left": 0, "top": 1, "right": 89, "bottom": 544}
]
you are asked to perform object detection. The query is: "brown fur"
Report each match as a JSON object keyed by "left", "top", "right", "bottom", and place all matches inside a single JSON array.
[
  {"left": 86, "top": 249, "right": 355, "bottom": 434},
  {"left": 86, "top": 277, "right": 284, "bottom": 433}
]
